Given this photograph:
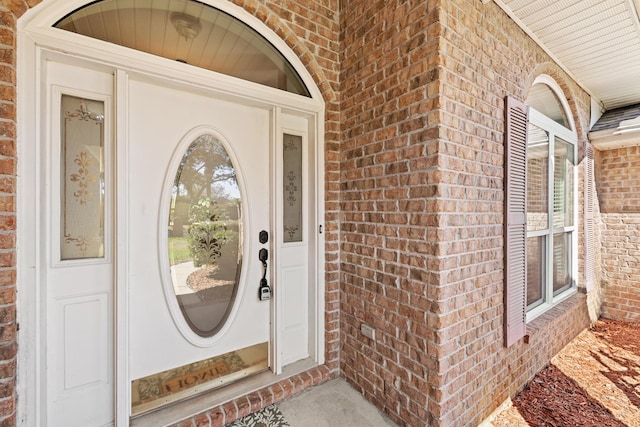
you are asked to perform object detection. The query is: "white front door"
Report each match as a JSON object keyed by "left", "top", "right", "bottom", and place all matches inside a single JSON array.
[{"left": 126, "top": 76, "right": 272, "bottom": 413}]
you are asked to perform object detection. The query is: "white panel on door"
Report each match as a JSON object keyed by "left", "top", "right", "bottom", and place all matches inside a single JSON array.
[
  {"left": 281, "top": 266, "right": 308, "bottom": 364},
  {"left": 59, "top": 294, "right": 109, "bottom": 390}
]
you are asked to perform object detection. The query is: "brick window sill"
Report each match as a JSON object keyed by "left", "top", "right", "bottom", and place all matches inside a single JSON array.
[{"left": 526, "top": 292, "right": 587, "bottom": 338}]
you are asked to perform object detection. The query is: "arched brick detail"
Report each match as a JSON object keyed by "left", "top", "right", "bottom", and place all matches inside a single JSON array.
[{"left": 229, "top": 0, "right": 338, "bottom": 104}]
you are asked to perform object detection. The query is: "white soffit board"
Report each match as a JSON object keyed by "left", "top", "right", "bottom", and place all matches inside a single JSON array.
[{"left": 496, "top": 0, "right": 640, "bottom": 110}]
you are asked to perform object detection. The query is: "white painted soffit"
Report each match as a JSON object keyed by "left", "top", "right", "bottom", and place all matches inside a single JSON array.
[{"left": 487, "top": 0, "right": 640, "bottom": 113}]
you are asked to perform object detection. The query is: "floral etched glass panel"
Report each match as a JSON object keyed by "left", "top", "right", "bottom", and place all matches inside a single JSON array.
[
  {"left": 60, "top": 95, "right": 105, "bottom": 260},
  {"left": 283, "top": 134, "right": 302, "bottom": 243},
  {"left": 168, "top": 135, "right": 242, "bottom": 337}
]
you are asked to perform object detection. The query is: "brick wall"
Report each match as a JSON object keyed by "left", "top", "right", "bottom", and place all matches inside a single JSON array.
[
  {"left": 340, "top": 0, "right": 593, "bottom": 426},
  {"left": 340, "top": 1, "right": 440, "bottom": 425},
  {"left": 5, "top": 0, "right": 340, "bottom": 426},
  {"left": 598, "top": 147, "right": 640, "bottom": 322},
  {"left": 599, "top": 146, "right": 640, "bottom": 213},
  {"left": 0, "top": 2, "right": 20, "bottom": 425}
]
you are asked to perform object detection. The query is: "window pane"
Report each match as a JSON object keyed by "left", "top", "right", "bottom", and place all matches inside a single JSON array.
[
  {"left": 553, "top": 138, "right": 575, "bottom": 228},
  {"left": 527, "top": 235, "right": 546, "bottom": 308},
  {"left": 283, "top": 134, "right": 303, "bottom": 243},
  {"left": 526, "top": 83, "right": 567, "bottom": 127},
  {"left": 168, "top": 134, "right": 242, "bottom": 337},
  {"left": 527, "top": 123, "right": 549, "bottom": 232},
  {"left": 61, "top": 95, "right": 105, "bottom": 260},
  {"left": 553, "top": 232, "right": 572, "bottom": 294}
]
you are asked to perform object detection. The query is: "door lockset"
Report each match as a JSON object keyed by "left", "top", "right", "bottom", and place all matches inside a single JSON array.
[
  {"left": 259, "top": 247, "right": 268, "bottom": 264},
  {"left": 258, "top": 248, "right": 271, "bottom": 301}
]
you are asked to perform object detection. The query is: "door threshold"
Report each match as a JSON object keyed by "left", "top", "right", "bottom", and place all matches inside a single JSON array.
[
  {"left": 131, "top": 343, "right": 269, "bottom": 416},
  {"left": 130, "top": 358, "right": 317, "bottom": 427}
]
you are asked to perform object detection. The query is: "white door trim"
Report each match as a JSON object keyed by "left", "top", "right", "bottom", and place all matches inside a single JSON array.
[
  {"left": 114, "top": 68, "right": 131, "bottom": 425},
  {"left": 17, "top": 1, "right": 325, "bottom": 425}
]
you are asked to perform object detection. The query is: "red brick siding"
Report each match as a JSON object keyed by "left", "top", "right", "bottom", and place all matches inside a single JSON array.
[
  {"left": 600, "top": 213, "right": 640, "bottom": 322},
  {"left": 340, "top": 0, "right": 593, "bottom": 426},
  {"left": 7, "top": 0, "right": 340, "bottom": 426},
  {"left": 0, "top": 2, "right": 21, "bottom": 425},
  {"left": 599, "top": 146, "right": 640, "bottom": 213},
  {"left": 598, "top": 147, "right": 640, "bottom": 321},
  {"left": 340, "top": 1, "right": 440, "bottom": 425}
]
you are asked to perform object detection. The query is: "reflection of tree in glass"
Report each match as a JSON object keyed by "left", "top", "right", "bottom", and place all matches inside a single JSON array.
[{"left": 171, "top": 135, "right": 239, "bottom": 238}]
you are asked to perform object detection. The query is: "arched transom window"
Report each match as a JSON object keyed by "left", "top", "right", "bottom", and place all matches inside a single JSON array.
[{"left": 54, "top": 0, "right": 310, "bottom": 96}]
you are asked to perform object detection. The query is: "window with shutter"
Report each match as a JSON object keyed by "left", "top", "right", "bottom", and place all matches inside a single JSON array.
[
  {"left": 504, "top": 96, "right": 529, "bottom": 347},
  {"left": 504, "top": 78, "right": 578, "bottom": 347}
]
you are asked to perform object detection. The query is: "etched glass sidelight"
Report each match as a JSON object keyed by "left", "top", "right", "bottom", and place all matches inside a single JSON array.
[
  {"left": 60, "top": 95, "right": 105, "bottom": 260},
  {"left": 168, "top": 134, "right": 242, "bottom": 337},
  {"left": 283, "top": 133, "right": 302, "bottom": 243}
]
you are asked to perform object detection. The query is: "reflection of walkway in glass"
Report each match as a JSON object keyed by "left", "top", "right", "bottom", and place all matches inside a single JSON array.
[
  {"left": 170, "top": 261, "right": 198, "bottom": 295},
  {"left": 169, "top": 262, "right": 236, "bottom": 334}
]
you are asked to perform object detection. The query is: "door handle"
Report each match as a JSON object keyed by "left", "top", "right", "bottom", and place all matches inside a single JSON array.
[{"left": 259, "top": 247, "right": 268, "bottom": 265}]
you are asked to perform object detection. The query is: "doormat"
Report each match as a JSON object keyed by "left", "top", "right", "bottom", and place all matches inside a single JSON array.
[
  {"left": 226, "top": 405, "right": 290, "bottom": 427},
  {"left": 132, "top": 351, "right": 247, "bottom": 407}
]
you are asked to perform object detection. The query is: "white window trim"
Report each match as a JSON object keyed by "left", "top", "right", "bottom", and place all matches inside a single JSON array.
[{"left": 526, "top": 107, "right": 578, "bottom": 323}]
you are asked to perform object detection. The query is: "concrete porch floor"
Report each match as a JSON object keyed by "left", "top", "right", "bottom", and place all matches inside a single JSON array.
[{"left": 277, "top": 378, "right": 396, "bottom": 426}]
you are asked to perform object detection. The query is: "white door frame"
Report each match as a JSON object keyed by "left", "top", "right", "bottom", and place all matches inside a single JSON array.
[{"left": 17, "top": 1, "right": 325, "bottom": 425}]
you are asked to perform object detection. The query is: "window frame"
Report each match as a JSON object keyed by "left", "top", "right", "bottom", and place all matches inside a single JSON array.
[{"left": 525, "top": 107, "right": 578, "bottom": 322}]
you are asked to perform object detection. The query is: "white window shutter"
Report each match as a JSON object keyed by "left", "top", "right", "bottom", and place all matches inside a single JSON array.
[
  {"left": 504, "top": 96, "right": 529, "bottom": 347},
  {"left": 584, "top": 142, "right": 595, "bottom": 292}
]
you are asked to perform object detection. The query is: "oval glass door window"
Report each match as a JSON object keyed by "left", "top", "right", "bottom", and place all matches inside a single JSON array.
[{"left": 168, "top": 134, "right": 242, "bottom": 337}]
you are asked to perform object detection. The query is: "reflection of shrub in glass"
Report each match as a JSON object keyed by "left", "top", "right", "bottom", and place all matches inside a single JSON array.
[{"left": 188, "top": 198, "right": 230, "bottom": 267}]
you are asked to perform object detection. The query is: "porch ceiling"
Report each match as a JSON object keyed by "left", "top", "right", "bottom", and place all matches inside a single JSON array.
[{"left": 492, "top": 0, "right": 640, "bottom": 113}]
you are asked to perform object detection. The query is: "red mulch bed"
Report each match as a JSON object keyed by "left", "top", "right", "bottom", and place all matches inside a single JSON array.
[{"left": 492, "top": 319, "right": 640, "bottom": 426}]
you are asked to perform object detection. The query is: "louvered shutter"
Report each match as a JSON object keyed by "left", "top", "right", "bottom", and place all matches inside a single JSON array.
[
  {"left": 504, "top": 96, "right": 529, "bottom": 348},
  {"left": 584, "top": 142, "right": 595, "bottom": 292}
]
